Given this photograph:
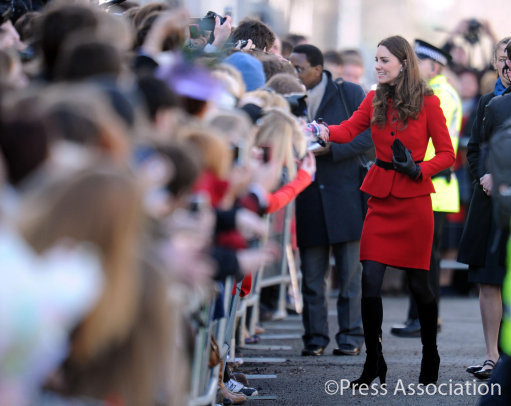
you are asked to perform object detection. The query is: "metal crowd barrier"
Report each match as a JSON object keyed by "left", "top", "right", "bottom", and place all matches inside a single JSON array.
[
  {"left": 188, "top": 198, "right": 301, "bottom": 404},
  {"left": 223, "top": 280, "right": 243, "bottom": 362},
  {"left": 240, "top": 202, "right": 303, "bottom": 345},
  {"left": 235, "top": 216, "right": 270, "bottom": 346},
  {"left": 188, "top": 206, "right": 466, "bottom": 405},
  {"left": 258, "top": 202, "right": 301, "bottom": 321},
  {"left": 188, "top": 296, "right": 215, "bottom": 406},
  {"left": 189, "top": 277, "right": 234, "bottom": 406}
]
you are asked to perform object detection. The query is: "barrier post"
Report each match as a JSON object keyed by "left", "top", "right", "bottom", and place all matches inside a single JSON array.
[{"left": 272, "top": 202, "right": 293, "bottom": 320}]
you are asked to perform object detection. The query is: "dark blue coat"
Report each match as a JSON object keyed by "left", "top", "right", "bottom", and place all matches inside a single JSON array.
[{"left": 295, "top": 72, "right": 373, "bottom": 247}]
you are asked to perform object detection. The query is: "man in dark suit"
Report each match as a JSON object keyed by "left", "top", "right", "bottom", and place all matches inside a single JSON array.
[{"left": 289, "top": 44, "right": 372, "bottom": 356}]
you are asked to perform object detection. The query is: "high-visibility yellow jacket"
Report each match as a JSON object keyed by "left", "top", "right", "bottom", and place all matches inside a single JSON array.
[{"left": 424, "top": 75, "right": 462, "bottom": 212}]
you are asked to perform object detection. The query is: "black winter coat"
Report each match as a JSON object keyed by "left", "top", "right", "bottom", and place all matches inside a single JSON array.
[
  {"left": 482, "top": 92, "right": 511, "bottom": 140},
  {"left": 458, "top": 90, "right": 510, "bottom": 266},
  {"left": 295, "top": 73, "right": 373, "bottom": 247}
]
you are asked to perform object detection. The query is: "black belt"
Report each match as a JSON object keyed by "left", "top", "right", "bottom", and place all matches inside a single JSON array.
[
  {"left": 431, "top": 168, "right": 452, "bottom": 182},
  {"left": 375, "top": 159, "right": 394, "bottom": 170},
  {"left": 375, "top": 158, "right": 423, "bottom": 170}
]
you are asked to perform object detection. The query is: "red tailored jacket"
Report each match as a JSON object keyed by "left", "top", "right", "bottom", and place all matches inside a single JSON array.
[{"left": 328, "top": 91, "right": 455, "bottom": 198}]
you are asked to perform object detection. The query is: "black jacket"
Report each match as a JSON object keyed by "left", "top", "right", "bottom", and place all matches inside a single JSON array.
[
  {"left": 482, "top": 91, "right": 511, "bottom": 142},
  {"left": 458, "top": 90, "right": 510, "bottom": 266},
  {"left": 295, "top": 72, "right": 373, "bottom": 247}
]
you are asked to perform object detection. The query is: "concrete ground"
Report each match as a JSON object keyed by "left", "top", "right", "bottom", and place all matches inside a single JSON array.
[{"left": 235, "top": 295, "right": 498, "bottom": 406}]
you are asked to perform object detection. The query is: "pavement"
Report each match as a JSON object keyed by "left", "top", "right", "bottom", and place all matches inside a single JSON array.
[{"left": 235, "top": 295, "right": 497, "bottom": 406}]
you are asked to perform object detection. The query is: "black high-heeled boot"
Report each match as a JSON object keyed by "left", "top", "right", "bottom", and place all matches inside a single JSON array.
[
  {"left": 350, "top": 297, "right": 387, "bottom": 387},
  {"left": 417, "top": 300, "right": 440, "bottom": 384}
]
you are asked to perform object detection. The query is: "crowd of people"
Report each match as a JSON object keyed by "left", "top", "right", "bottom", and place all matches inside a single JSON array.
[
  {"left": 1, "top": 1, "right": 511, "bottom": 405},
  {"left": 0, "top": 1, "right": 315, "bottom": 404}
]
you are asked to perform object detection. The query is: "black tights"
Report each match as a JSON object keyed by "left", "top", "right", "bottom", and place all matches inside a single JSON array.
[{"left": 362, "top": 260, "right": 434, "bottom": 304}]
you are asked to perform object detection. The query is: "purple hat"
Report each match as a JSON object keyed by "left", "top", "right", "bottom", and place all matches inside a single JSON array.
[
  {"left": 224, "top": 52, "right": 266, "bottom": 91},
  {"left": 156, "top": 62, "right": 222, "bottom": 101}
]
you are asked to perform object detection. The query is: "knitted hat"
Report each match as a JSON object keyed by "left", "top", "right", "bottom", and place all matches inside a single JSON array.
[{"left": 224, "top": 52, "right": 266, "bottom": 91}]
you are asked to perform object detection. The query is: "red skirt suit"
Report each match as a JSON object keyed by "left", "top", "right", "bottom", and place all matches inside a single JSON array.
[{"left": 328, "top": 91, "right": 455, "bottom": 269}]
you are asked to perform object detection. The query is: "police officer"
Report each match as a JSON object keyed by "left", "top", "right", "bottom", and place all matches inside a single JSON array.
[{"left": 391, "top": 39, "right": 462, "bottom": 337}]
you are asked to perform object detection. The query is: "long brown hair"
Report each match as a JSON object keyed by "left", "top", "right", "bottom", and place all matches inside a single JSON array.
[
  {"left": 18, "top": 164, "right": 143, "bottom": 364},
  {"left": 180, "top": 126, "right": 232, "bottom": 179},
  {"left": 372, "top": 35, "right": 433, "bottom": 129},
  {"left": 17, "top": 165, "right": 173, "bottom": 404}
]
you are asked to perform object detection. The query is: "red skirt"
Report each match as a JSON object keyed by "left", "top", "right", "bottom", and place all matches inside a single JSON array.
[{"left": 360, "top": 194, "right": 433, "bottom": 270}]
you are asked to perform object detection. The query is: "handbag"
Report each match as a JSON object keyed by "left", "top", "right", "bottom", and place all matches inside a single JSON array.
[{"left": 391, "top": 138, "right": 408, "bottom": 162}]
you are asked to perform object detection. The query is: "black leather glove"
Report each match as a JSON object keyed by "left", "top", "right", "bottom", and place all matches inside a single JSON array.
[{"left": 391, "top": 139, "right": 421, "bottom": 179}]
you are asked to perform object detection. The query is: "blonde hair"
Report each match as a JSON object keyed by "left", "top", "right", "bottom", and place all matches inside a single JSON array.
[
  {"left": 241, "top": 89, "right": 290, "bottom": 111},
  {"left": 205, "top": 108, "right": 254, "bottom": 163},
  {"left": 179, "top": 126, "right": 232, "bottom": 179},
  {"left": 211, "top": 63, "right": 246, "bottom": 100},
  {"left": 255, "top": 108, "right": 306, "bottom": 178}
]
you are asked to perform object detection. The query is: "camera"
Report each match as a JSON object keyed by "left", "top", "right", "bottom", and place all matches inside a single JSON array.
[
  {"left": 188, "top": 10, "right": 229, "bottom": 45},
  {"left": 223, "top": 39, "right": 248, "bottom": 49},
  {"left": 284, "top": 93, "right": 307, "bottom": 117},
  {"left": 190, "top": 10, "right": 226, "bottom": 33},
  {"left": 464, "top": 19, "right": 481, "bottom": 45}
]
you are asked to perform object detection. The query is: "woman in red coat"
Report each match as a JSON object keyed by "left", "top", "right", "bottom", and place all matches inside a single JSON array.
[{"left": 319, "top": 36, "right": 455, "bottom": 387}]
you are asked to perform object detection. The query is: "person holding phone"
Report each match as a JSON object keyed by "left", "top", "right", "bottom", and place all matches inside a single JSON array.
[{"left": 318, "top": 36, "right": 455, "bottom": 386}]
